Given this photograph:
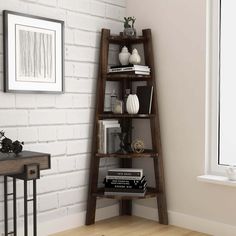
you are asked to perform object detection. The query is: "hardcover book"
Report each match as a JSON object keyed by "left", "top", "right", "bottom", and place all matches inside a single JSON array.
[
  {"left": 107, "top": 168, "right": 143, "bottom": 177},
  {"left": 137, "top": 86, "right": 154, "bottom": 114},
  {"left": 109, "top": 65, "right": 150, "bottom": 73},
  {"left": 105, "top": 188, "right": 146, "bottom": 193},
  {"left": 109, "top": 70, "right": 150, "bottom": 75},
  {"left": 105, "top": 181, "right": 147, "bottom": 190},
  {"left": 98, "top": 120, "right": 119, "bottom": 154},
  {"left": 104, "top": 176, "right": 146, "bottom": 186}
]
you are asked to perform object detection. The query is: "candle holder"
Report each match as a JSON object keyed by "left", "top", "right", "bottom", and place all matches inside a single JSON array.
[{"left": 116, "top": 132, "right": 128, "bottom": 154}]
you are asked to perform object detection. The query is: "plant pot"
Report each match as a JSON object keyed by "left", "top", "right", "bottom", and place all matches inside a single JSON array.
[{"left": 123, "top": 28, "right": 136, "bottom": 37}]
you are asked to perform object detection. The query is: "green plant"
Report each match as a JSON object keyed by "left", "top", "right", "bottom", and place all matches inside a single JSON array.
[{"left": 124, "top": 16, "right": 136, "bottom": 28}]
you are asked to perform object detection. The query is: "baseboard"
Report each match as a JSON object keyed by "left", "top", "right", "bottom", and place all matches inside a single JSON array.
[
  {"left": 38, "top": 204, "right": 119, "bottom": 236},
  {"left": 133, "top": 203, "right": 236, "bottom": 236}
]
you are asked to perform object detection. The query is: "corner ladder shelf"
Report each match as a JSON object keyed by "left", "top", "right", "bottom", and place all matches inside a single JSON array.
[{"left": 85, "top": 28, "right": 168, "bottom": 225}]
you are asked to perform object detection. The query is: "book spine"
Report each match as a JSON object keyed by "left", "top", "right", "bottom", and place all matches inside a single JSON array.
[
  {"left": 105, "top": 187, "right": 146, "bottom": 193},
  {"left": 149, "top": 86, "right": 153, "bottom": 114},
  {"left": 109, "top": 67, "right": 150, "bottom": 73},
  {"left": 105, "top": 182, "right": 147, "bottom": 190},
  {"left": 104, "top": 191, "right": 146, "bottom": 197},
  {"left": 98, "top": 120, "right": 103, "bottom": 153},
  {"left": 106, "top": 175, "right": 142, "bottom": 180},
  {"left": 107, "top": 171, "right": 142, "bottom": 177},
  {"left": 105, "top": 176, "right": 145, "bottom": 185}
]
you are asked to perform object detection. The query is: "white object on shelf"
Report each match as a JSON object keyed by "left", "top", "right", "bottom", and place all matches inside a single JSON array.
[
  {"left": 110, "top": 90, "right": 117, "bottom": 112},
  {"left": 129, "top": 48, "right": 141, "bottom": 65},
  {"left": 126, "top": 94, "right": 139, "bottom": 114},
  {"left": 119, "top": 46, "right": 130, "bottom": 65}
]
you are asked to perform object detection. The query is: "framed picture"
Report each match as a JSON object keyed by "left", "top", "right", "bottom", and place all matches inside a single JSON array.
[{"left": 3, "top": 11, "right": 64, "bottom": 93}]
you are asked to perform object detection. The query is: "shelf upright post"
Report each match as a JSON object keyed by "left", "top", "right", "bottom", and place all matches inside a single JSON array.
[
  {"left": 85, "top": 28, "right": 110, "bottom": 225},
  {"left": 143, "top": 29, "right": 168, "bottom": 225}
]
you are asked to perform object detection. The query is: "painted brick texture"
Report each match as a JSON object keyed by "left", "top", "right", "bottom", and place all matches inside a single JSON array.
[{"left": 0, "top": 0, "right": 125, "bottom": 234}]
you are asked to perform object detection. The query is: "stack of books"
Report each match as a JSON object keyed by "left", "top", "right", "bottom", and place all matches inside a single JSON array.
[
  {"left": 104, "top": 168, "right": 147, "bottom": 197},
  {"left": 108, "top": 65, "right": 150, "bottom": 75},
  {"left": 98, "top": 120, "right": 121, "bottom": 154}
]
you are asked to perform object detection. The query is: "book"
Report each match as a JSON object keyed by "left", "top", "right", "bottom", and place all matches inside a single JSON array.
[
  {"left": 105, "top": 181, "right": 147, "bottom": 190},
  {"left": 110, "top": 64, "right": 150, "bottom": 70},
  {"left": 106, "top": 176, "right": 143, "bottom": 180},
  {"left": 106, "top": 127, "right": 121, "bottom": 153},
  {"left": 137, "top": 86, "right": 154, "bottom": 114},
  {"left": 107, "top": 168, "right": 143, "bottom": 177},
  {"left": 98, "top": 120, "right": 119, "bottom": 153},
  {"left": 104, "top": 190, "right": 146, "bottom": 197},
  {"left": 104, "top": 176, "right": 146, "bottom": 186},
  {"left": 103, "top": 123, "right": 120, "bottom": 154},
  {"left": 109, "top": 70, "right": 150, "bottom": 75},
  {"left": 105, "top": 187, "right": 146, "bottom": 193},
  {"left": 109, "top": 65, "right": 150, "bottom": 73}
]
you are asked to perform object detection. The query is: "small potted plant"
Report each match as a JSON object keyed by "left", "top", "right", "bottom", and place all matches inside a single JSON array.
[{"left": 123, "top": 16, "right": 136, "bottom": 37}]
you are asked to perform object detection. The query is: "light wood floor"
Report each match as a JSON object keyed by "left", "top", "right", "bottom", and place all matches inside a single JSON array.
[{"left": 52, "top": 216, "right": 210, "bottom": 236}]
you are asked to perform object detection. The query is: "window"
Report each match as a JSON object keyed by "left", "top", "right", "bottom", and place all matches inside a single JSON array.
[{"left": 207, "top": 0, "right": 236, "bottom": 175}]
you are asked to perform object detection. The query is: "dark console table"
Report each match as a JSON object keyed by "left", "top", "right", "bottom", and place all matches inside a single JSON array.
[{"left": 0, "top": 151, "right": 51, "bottom": 236}]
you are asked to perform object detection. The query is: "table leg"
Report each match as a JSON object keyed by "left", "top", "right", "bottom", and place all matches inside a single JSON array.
[
  {"left": 33, "top": 179, "right": 37, "bottom": 236},
  {"left": 13, "top": 177, "right": 17, "bottom": 236},
  {"left": 4, "top": 176, "right": 8, "bottom": 236},
  {"left": 24, "top": 179, "right": 28, "bottom": 236}
]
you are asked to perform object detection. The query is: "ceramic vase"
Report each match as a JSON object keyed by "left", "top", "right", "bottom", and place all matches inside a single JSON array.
[
  {"left": 119, "top": 46, "right": 130, "bottom": 65},
  {"left": 129, "top": 48, "right": 141, "bottom": 65},
  {"left": 126, "top": 94, "right": 139, "bottom": 114}
]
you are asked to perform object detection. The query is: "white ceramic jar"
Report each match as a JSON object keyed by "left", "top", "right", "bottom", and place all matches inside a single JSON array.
[
  {"left": 119, "top": 46, "right": 130, "bottom": 65},
  {"left": 126, "top": 94, "right": 139, "bottom": 114},
  {"left": 129, "top": 48, "right": 141, "bottom": 65}
]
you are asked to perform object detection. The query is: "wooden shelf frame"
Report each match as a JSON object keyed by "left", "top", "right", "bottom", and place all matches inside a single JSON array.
[
  {"left": 105, "top": 73, "right": 152, "bottom": 81},
  {"left": 108, "top": 35, "right": 146, "bottom": 44},
  {"left": 96, "top": 150, "right": 158, "bottom": 159},
  {"left": 94, "top": 187, "right": 158, "bottom": 200},
  {"left": 98, "top": 113, "right": 155, "bottom": 119},
  {"left": 85, "top": 28, "right": 168, "bottom": 226}
]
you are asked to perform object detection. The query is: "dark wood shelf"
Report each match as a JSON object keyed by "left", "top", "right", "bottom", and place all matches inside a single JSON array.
[
  {"left": 98, "top": 113, "right": 155, "bottom": 119},
  {"left": 93, "top": 187, "right": 158, "bottom": 200},
  {"left": 86, "top": 28, "right": 168, "bottom": 226},
  {"left": 108, "top": 35, "right": 146, "bottom": 44},
  {"left": 106, "top": 73, "right": 151, "bottom": 81},
  {"left": 96, "top": 151, "right": 158, "bottom": 159}
]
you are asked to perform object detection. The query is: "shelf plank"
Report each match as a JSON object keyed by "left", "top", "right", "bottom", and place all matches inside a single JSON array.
[
  {"left": 93, "top": 187, "right": 158, "bottom": 200},
  {"left": 108, "top": 35, "right": 146, "bottom": 44},
  {"left": 106, "top": 74, "right": 151, "bottom": 81},
  {"left": 96, "top": 151, "right": 158, "bottom": 159},
  {"left": 98, "top": 113, "right": 155, "bottom": 119}
]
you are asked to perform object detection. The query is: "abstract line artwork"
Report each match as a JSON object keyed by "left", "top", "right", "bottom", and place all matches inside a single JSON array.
[
  {"left": 17, "top": 27, "right": 55, "bottom": 83},
  {"left": 3, "top": 11, "right": 64, "bottom": 93}
]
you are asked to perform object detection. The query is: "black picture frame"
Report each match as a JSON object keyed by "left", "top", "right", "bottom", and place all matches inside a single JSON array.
[{"left": 3, "top": 10, "right": 64, "bottom": 93}]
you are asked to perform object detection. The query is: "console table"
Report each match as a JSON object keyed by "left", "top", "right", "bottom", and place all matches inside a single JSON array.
[{"left": 0, "top": 151, "right": 51, "bottom": 236}]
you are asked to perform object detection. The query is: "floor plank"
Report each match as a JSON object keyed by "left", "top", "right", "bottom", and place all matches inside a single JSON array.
[{"left": 51, "top": 216, "right": 210, "bottom": 236}]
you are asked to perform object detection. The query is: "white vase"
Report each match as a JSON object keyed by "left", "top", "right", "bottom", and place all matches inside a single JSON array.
[
  {"left": 126, "top": 94, "right": 139, "bottom": 114},
  {"left": 129, "top": 48, "right": 141, "bottom": 65},
  {"left": 119, "top": 46, "right": 130, "bottom": 65}
]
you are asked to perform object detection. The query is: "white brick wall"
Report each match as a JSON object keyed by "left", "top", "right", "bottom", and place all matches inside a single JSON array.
[{"left": 0, "top": 0, "right": 126, "bottom": 234}]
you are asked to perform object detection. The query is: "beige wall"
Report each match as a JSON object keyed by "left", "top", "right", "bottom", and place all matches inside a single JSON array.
[{"left": 127, "top": 0, "right": 236, "bottom": 229}]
